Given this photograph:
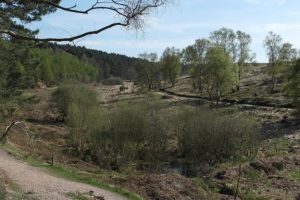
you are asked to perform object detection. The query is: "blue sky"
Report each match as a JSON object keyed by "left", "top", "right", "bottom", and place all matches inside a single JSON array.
[{"left": 30, "top": 0, "right": 300, "bottom": 62}]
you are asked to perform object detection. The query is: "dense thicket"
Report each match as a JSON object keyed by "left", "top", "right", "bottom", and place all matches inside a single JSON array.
[
  {"left": 31, "top": 48, "right": 98, "bottom": 84},
  {"left": 0, "top": 40, "right": 98, "bottom": 98},
  {"left": 52, "top": 83, "right": 260, "bottom": 173},
  {"left": 177, "top": 108, "right": 259, "bottom": 167},
  {"left": 50, "top": 44, "right": 140, "bottom": 80}
]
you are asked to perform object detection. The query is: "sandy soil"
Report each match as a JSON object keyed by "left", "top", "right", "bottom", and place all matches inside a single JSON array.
[{"left": 0, "top": 149, "right": 126, "bottom": 200}]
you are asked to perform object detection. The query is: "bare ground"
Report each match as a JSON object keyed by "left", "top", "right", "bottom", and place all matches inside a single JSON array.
[{"left": 0, "top": 149, "right": 126, "bottom": 200}]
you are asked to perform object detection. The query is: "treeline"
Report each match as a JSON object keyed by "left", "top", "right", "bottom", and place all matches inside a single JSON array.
[
  {"left": 134, "top": 28, "right": 255, "bottom": 107},
  {"left": 49, "top": 43, "right": 140, "bottom": 80},
  {"left": 135, "top": 28, "right": 300, "bottom": 108},
  {"left": 0, "top": 40, "right": 98, "bottom": 98},
  {"left": 52, "top": 83, "right": 259, "bottom": 174},
  {"left": 32, "top": 48, "right": 99, "bottom": 84}
]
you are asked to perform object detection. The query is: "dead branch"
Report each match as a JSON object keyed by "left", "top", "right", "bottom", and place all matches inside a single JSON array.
[
  {"left": 0, "top": 121, "right": 33, "bottom": 143},
  {"left": 0, "top": 0, "right": 168, "bottom": 42}
]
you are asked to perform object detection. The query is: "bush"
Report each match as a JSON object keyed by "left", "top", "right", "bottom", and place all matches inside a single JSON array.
[
  {"left": 52, "top": 84, "right": 260, "bottom": 173},
  {"left": 0, "top": 101, "right": 18, "bottom": 120},
  {"left": 177, "top": 107, "right": 259, "bottom": 165},
  {"left": 51, "top": 83, "right": 99, "bottom": 154},
  {"left": 89, "top": 100, "right": 168, "bottom": 170},
  {"left": 0, "top": 181, "right": 6, "bottom": 200},
  {"left": 51, "top": 83, "right": 98, "bottom": 121},
  {"left": 101, "top": 77, "right": 123, "bottom": 85}
]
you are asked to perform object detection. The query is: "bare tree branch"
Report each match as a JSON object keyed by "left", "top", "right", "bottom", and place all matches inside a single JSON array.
[
  {"left": 0, "top": 0, "right": 168, "bottom": 42},
  {"left": 35, "top": 0, "right": 128, "bottom": 17},
  {"left": 0, "top": 22, "right": 128, "bottom": 42},
  {"left": 0, "top": 121, "right": 32, "bottom": 142}
]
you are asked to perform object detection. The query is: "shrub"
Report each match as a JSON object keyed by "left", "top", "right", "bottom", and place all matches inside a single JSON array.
[
  {"left": 89, "top": 100, "right": 168, "bottom": 170},
  {"left": 177, "top": 107, "right": 259, "bottom": 165},
  {"left": 51, "top": 83, "right": 99, "bottom": 155},
  {"left": 51, "top": 83, "right": 98, "bottom": 121},
  {"left": 101, "top": 77, "right": 123, "bottom": 85}
]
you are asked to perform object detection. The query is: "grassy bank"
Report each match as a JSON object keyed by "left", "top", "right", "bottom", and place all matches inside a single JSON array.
[{"left": 1, "top": 143, "right": 143, "bottom": 200}]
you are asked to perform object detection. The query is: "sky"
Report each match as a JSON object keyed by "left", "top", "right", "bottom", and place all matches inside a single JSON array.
[{"left": 29, "top": 0, "right": 300, "bottom": 62}]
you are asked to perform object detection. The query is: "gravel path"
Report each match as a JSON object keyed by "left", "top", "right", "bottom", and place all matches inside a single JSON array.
[{"left": 0, "top": 149, "right": 126, "bottom": 200}]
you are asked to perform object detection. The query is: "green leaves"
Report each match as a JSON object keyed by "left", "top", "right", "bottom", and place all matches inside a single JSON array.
[
  {"left": 284, "top": 59, "right": 300, "bottom": 108},
  {"left": 161, "top": 47, "right": 181, "bottom": 85}
]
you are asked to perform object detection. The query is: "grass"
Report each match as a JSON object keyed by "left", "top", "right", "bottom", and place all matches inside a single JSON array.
[
  {"left": 67, "top": 192, "right": 90, "bottom": 200},
  {"left": 5, "top": 181, "right": 38, "bottom": 200},
  {"left": 261, "top": 137, "right": 294, "bottom": 157},
  {"left": 292, "top": 170, "right": 300, "bottom": 181},
  {"left": 45, "top": 165, "right": 142, "bottom": 200},
  {"left": 240, "top": 190, "right": 271, "bottom": 200},
  {"left": 0, "top": 180, "right": 6, "bottom": 200},
  {"left": 1, "top": 143, "right": 143, "bottom": 200}
]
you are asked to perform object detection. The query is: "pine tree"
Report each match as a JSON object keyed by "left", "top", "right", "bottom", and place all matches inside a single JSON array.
[{"left": 40, "top": 57, "right": 54, "bottom": 86}]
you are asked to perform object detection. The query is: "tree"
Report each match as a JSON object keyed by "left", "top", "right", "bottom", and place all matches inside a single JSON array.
[
  {"left": 161, "top": 47, "right": 181, "bottom": 86},
  {"left": 182, "top": 39, "right": 210, "bottom": 92},
  {"left": 40, "top": 57, "right": 54, "bottom": 86},
  {"left": 203, "top": 47, "right": 234, "bottom": 109},
  {"left": 278, "top": 42, "right": 297, "bottom": 65},
  {"left": 0, "top": 39, "right": 34, "bottom": 97},
  {"left": 285, "top": 59, "right": 300, "bottom": 108},
  {"left": 0, "top": 0, "right": 60, "bottom": 42},
  {"left": 277, "top": 42, "right": 297, "bottom": 83},
  {"left": 236, "top": 30, "right": 253, "bottom": 86},
  {"left": 209, "top": 27, "right": 237, "bottom": 59},
  {"left": 264, "top": 31, "right": 283, "bottom": 92},
  {"left": 135, "top": 53, "right": 161, "bottom": 90},
  {"left": 0, "top": 0, "right": 169, "bottom": 42}
]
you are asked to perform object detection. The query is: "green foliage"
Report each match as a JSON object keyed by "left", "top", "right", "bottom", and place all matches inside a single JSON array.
[
  {"left": 52, "top": 86, "right": 168, "bottom": 170},
  {"left": 182, "top": 39, "right": 210, "bottom": 92},
  {"left": 161, "top": 47, "right": 181, "bottom": 85},
  {"left": 0, "top": 179, "right": 6, "bottom": 200},
  {"left": 236, "top": 30, "right": 254, "bottom": 85},
  {"left": 210, "top": 27, "right": 236, "bottom": 57},
  {"left": 292, "top": 170, "right": 300, "bottom": 181},
  {"left": 51, "top": 83, "right": 98, "bottom": 121},
  {"left": 53, "top": 44, "right": 139, "bottom": 80},
  {"left": 1, "top": 0, "right": 60, "bottom": 37},
  {"left": 0, "top": 39, "right": 98, "bottom": 100},
  {"left": 176, "top": 107, "right": 259, "bottom": 165},
  {"left": 89, "top": 100, "right": 168, "bottom": 170},
  {"left": 135, "top": 53, "right": 161, "bottom": 90},
  {"left": 31, "top": 48, "right": 98, "bottom": 84},
  {"left": 203, "top": 47, "right": 235, "bottom": 107},
  {"left": 40, "top": 57, "right": 54, "bottom": 85},
  {"left": 0, "top": 101, "right": 18, "bottom": 121},
  {"left": 0, "top": 40, "right": 32, "bottom": 98},
  {"left": 46, "top": 165, "right": 143, "bottom": 200},
  {"left": 264, "top": 32, "right": 282, "bottom": 66},
  {"left": 67, "top": 193, "right": 90, "bottom": 200},
  {"left": 285, "top": 59, "right": 300, "bottom": 108},
  {"left": 52, "top": 83, "right": 261, "bottom": 173},
  {"left": 240, "top": 191, "right": 271, "bottom": 200},
  {"left": 183, "top": 28, "right": 255, "bottom": 94},
  {"left": 102, "top": 77, "right": 123, "bottom": 85}
]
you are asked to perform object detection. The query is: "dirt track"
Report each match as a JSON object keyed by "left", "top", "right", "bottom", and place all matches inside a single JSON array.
[{"left": 0, "top": 149, "right": 126, "bottom": 200}]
